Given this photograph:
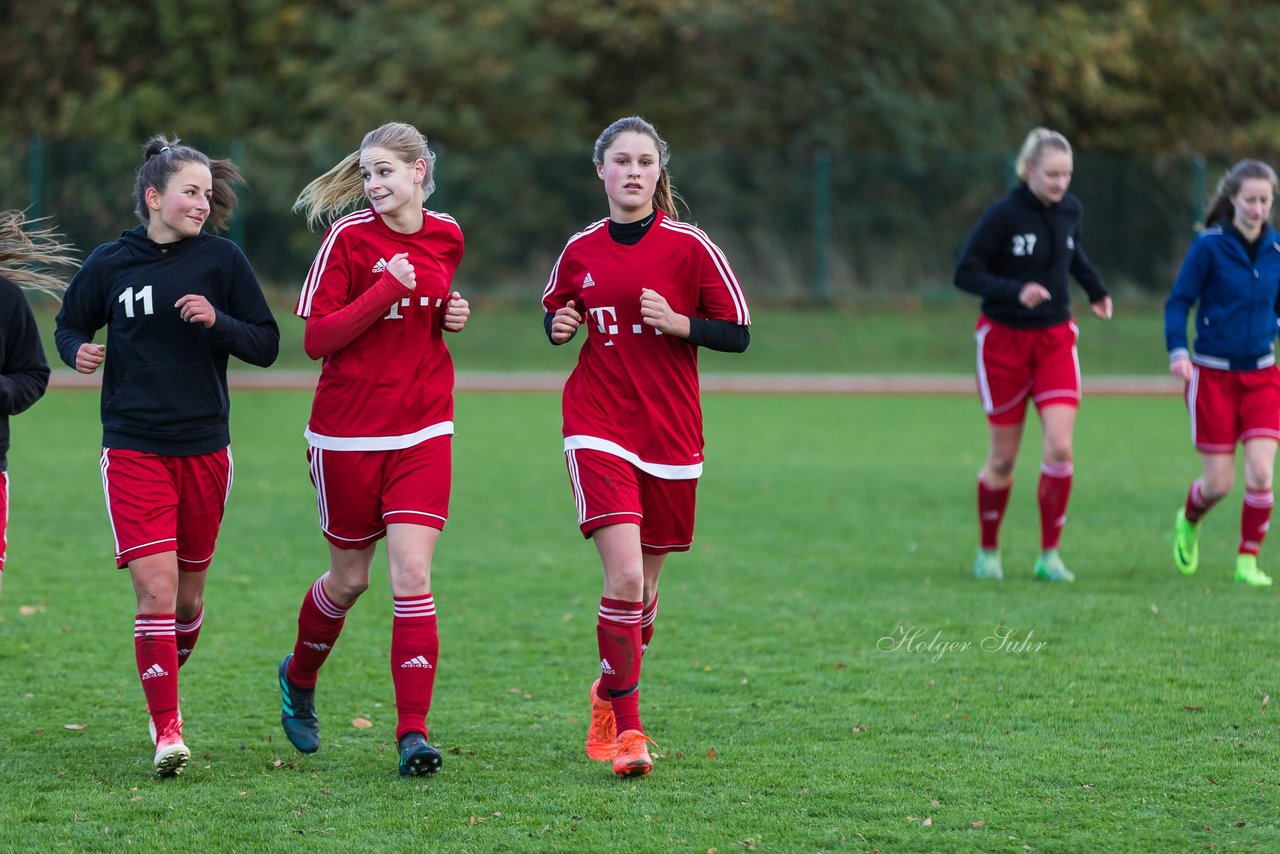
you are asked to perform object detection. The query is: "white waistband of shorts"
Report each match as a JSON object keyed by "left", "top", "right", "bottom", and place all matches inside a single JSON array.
[
  {"left": 305, "top": 420, "right": 454, "bottom": 451},
  {"left": 564, "top": 435, "right": 702, "bottom": 480}
]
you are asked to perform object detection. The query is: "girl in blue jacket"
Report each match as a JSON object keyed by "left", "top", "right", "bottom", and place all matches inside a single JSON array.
[{"left": 1166, "top": 159, "right": 1280, "bottom": 587}]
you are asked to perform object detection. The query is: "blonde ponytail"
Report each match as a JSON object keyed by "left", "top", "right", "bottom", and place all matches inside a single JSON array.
[{"left": 0, "top": 210, "right": 79, "bottom": 297}]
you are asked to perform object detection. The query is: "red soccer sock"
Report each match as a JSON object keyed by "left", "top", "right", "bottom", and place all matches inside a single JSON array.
[
  {"left": 1184, "top": 479, "right": 1218, "bottom": 524},
  {"left": 288, "top": 574, "right": 351, "bottom": 689},
  {"left": 1240, "top": 489, "right": 1274, "bottom": 555},
  {"left": 135, "top": 613, "right": 180, "bottom": 733},
  {"left": 640, "top": 593, "right": 659, "bottom": 655},
  {"left": 598, "top": 597, "right": 644, "bottom": 736},
  {"left": 977, "top": 476, "right": 1012, "bottom": 550},
  {"left": 391, "top": 594, "right": 439, "bottom": 741},
  {"left": 175, "top": 606, "right": 203, "bottom": 669},
  {"left": 1038, "top": 462, "right": 1073, "bottom": 551}
]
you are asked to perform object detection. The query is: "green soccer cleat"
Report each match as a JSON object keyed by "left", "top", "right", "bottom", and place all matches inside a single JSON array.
[
  {"left": 974, "top": 548, "right": 1003, "bottom": 580},
  {"left": 1034, "top": 549, "right": 1075, "bottom": 582},
  {"left": 1234, "top": 554, "right": 1273, "bottom": 587},
  {"left": 1172, "top": 508, "right": 1200, "bottom": 576}
]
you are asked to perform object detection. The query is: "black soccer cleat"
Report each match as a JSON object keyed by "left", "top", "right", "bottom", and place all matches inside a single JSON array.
[
  {"left": 279, "top": 654, "right": 320, "bottom": 754},
  {"left": 398, "top": 731, "right": 443, "bottom": 777}
]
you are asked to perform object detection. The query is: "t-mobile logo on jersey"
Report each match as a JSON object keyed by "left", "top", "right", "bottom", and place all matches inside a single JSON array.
[
  {"left": 385, "top": 294, "right": 445, "bottom": 320},
  {"left": 588, "top": 305, "right": 661, "bottom": 347}
]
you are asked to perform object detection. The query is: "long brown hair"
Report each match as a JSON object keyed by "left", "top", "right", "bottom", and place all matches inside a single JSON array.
[
  {"left": 592, "top": 116, "right": 685, "bottom": 221},
  {"left": 133, "top": 134, "right": 244, "bottom": 232},
  {"left": 294, "top": 122, "right": 437, "bottom": 230},
  {"left": 1204, "top": 159, "right": 1278, "bottom": 228},
  {"left": 0, "top": 210, "right": 79, "bottom": 297}
]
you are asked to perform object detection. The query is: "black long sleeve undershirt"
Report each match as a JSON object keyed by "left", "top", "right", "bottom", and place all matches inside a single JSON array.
[
  {"left": 543, "top": 212, "right": 750, "bottom": 351},
  {"left": 544, "top": 311, "right": 749, "bottom": 352}
]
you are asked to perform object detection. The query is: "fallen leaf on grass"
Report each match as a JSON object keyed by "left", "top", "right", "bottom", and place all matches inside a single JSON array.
[
  {"left": 272, "top": 759, "right": 283, "bottom": 768},
  {"left": 1151, "top": 603, "right": 1159, "bottom": 615},
  {"left": 970, "top": 820, "right": 986, "bottom": 829},
  {"left": 351, "top": 718, "right": 373, "bottom": 729},
  {"left": 706, "top": 748, "right": 717, "bottom": 760},
  {"left": 1207, "top": 776, "right": 1217, "bottom": 785},
  {"left": 1262, "top": 695, "right": 1271, "bottom": 712},
  {"left": 923, "top": 817, "right": 933, "bottom": 827},
  {"left": 852, "top": 724, "right": 867, "bottom": 733},
  {"left": 63, "top": 724, "right": 87, "bottom": 731},
  {"left": 19, "top": 605, "right": 41, "bottom": 616}
]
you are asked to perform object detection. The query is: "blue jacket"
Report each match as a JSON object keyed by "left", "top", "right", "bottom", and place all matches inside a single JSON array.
[
  {"left": 55, "top": 227, "right": 279, "bottom": 456},
  {"left": 1164, "top": 224, "right": 1280, "bottom": 371}
]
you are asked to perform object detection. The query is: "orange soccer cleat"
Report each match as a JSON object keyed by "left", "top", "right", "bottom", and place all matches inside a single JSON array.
[
  {"left": 585, "top": 678, "right": 617, "bottom": 761},
  {"left": 612, "top": 730, "right": 656, "bottom": 778}
]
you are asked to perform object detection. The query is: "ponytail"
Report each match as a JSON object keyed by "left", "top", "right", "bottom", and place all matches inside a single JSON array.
[
  {"left": 1015, "top": 128, "right": 1072, "bottom": 181},
  {"left": 294, "top": 122, "right": 437, "bottom": 230},
  {"left": 1203, "top": 159, "right": 1278, "bottom": 229},
  {"left": 133, "top": 134, "right": 244, "bottom": 232},
  {"left": 593, "top": 116, "right": 687, "bottom": 221},
  {"left": 0, "top": 210, "right": 79, "bottom": 297}
]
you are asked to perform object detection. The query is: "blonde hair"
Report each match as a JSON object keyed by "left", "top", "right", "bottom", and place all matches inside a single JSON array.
[
  {"left": 133, "top": 134, "right": 244, "bottom": 232},
  {"left": 294, "top": 122, "right": 437, "bottom": 230},
  {"left": 0, "top": 210, "right": 79, "bottom": 297},
  {"left": 1204, "top": 159, "right": 1279, "bottom": 228},
  {"left": 1015, "top": 128, "right": 1072, "bottom": 181},
  {"left": 592, "top": 116, "right": 685, "bottom": 221}
]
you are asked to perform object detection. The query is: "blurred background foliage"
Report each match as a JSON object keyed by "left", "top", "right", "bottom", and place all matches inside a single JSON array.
[{"left": 2, "top": 0, "right": 1277, "bottom": 299}]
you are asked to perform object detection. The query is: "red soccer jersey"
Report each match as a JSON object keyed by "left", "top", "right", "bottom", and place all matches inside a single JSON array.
[
  {"left": 296, "top": 208, "right": 464, "bottom": 450},
  {"left": 542, "top": 210, "right": 751, "bottom": 477}
]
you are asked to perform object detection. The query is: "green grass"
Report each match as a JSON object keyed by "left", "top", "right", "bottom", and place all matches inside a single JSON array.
[
  {"left": 29, "top": 291, "right": 1171, "bottom": 376},
  {"left": 2, "top": 389, "right": 1277, "bottom": 851}
]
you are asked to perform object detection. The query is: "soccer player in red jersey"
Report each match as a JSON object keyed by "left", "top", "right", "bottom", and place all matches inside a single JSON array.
[
  {"left": 954, "top": 128, "right": 1113, "bottom": 583},
  {"left": 543, "top": 116, "right": 751, "bottom": 777},
  {"left": 0, "top": 210, "right": 77, "bottom": 597},
  {"left": 1166, "top": 160, "right": 1280, "bottom": 586},
  {"left": 54, "top": 137, "right": 280, "bottom": 776},
  {"left": 278, "top": 122, "right": 470, "bottom": 777}
]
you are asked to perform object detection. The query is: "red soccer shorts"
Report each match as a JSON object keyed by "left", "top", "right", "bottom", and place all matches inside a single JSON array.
[
  {"left": 565, "top": 448, "right": 698, "bottom": 554},
  {"left": 100, "top": 447, "right": 232, "bottom": 571},
  {"left": 1186, "top": 364, "right": 1280, "bottom": 453},
  {"left": 308, "top": 435, "right": 451, "bottom": 549},
  {"left": 974, "top": 316, "right": 1080, "bottom": 426},
  {"left": 0, "top": 471, "right": 8, "bottom": 571}
]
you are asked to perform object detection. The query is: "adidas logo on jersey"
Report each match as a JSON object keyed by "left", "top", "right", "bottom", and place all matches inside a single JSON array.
[
  {"left": 303, "top": 641, "right": 331, "bottom": 652},
  {"left": 581, "top": 272, "right": 595, "bottom": 289},
  {"left": 400, "top": 655, "right": 433, "bottom": 669},
  {"left": 372, "top": 258, "right": 388, "bottom": 274},
  {"left": 600, "top": 657, "right": 616, "bottom": 675},
  {"left": 141, "top": 663, "right": 170, "bottom": 680}
]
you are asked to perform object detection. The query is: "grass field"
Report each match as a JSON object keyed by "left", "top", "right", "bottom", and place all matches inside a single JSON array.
[{"left": 2, "top": 385, "right": 1278, "bottom": 851}]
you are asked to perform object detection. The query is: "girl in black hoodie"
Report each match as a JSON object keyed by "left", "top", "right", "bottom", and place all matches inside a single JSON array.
[
  {"left": 55, "top": 136, "right": 279, "bottom": 777},
  {"left": 954, "top": 128, "right": 1113, "bottom": 584},
  {"left": 0, "top": 210, "right": 77, "bottom": 596}
]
